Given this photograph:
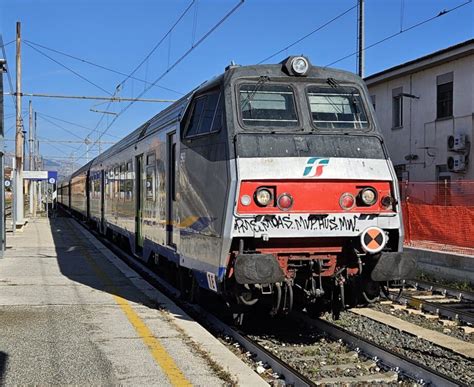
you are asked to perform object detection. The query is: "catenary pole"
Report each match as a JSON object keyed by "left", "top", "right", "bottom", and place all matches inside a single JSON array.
[
  {"left": 357, "top": 0, "right": 365, "bottom": 78},
  {"left": 0, "top": 59, "right": 6, "bottom": 257},
  {"left": 28, "top": 100, "right": 35, "bottom": 215},
  {"left": 14, "top": 21, "right": 24, "bottom": 228}
]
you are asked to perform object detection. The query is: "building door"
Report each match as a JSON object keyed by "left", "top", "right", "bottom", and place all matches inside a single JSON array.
[
  {"left": 135, "top": 154, "right": 144, "bottom": 251},
  {"left": 167, "top": 132, "right": 177, "bottom": 247}
]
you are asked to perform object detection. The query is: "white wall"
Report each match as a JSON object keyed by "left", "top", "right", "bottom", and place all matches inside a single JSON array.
[{"left": 367, "top": 54, "right": 473, "bottom": 182}]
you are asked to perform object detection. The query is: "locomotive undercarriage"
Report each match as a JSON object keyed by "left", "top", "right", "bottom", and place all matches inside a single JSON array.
[{"left": 228, "top": 238, "right": 382, "bottom": 319}]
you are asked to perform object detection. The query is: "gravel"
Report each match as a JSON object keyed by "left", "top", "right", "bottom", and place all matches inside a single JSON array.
[
  {"left": 328, "top": 311, "right": 474, "bottom": 385},
  {"left": 238, "top": 315, "right": 411, "bottom": 385},
  {"left": 373, "top": 302, "right": 473, "bottom": 343}
]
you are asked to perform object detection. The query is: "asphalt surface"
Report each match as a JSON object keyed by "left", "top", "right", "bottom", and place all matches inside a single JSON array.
[{"left": 0, "top": 216, "right": 226, "bottom": 386}]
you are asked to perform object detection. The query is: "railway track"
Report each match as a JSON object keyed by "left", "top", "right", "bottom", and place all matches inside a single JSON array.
[
  {"left": 387, "top": 279, "right": 474, "bottom": 325},
  {"left": 67, "top": 211, "right": 465, "bottom": 386}
]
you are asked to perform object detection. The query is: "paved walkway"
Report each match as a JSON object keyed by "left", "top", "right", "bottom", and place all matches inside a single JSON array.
[{"left": 0, "top": 216, "right": 262, "bottom": 386}]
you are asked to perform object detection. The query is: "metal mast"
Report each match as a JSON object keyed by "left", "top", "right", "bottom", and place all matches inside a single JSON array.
[
  {"left": 357, "top": 0, "right": 365, "bottom": 78},
  {"left": 14, "top": 21, "right": 24, "bottom": 228}
]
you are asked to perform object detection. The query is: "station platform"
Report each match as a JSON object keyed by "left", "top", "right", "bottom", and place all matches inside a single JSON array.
[{"left": 0, "top": 216, "right": 265, "bottom": 386}]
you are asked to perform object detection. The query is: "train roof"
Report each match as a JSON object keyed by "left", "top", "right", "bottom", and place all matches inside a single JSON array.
[
  {"left": 80, "top": 58, "right": 364, "bottom": 172},
  {"left": 70, "top": 160, "right": 93, "bottom": 179}
]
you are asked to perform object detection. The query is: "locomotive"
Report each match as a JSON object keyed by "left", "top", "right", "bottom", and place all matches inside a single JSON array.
[{"left": 58, "top": 56, "right": 414, "bottom": 318}]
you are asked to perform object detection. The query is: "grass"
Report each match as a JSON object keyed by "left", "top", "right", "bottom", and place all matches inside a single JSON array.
[{"left": 416, "top": 271, "right": 474, "bottom": 292}]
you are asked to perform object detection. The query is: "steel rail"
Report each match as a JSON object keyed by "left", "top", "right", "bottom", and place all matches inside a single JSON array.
[
  {"left": 406, "top": 279, "right": 474, "bottom": 303},
  {"left": 294, "top": 312, "right": 461, "bottom": 387},
  {"left": 67, "top": 210, "right": 313, "bottom": 387},
  {"left": 390, "top": 290, "right": 474, "bottom": 325}
]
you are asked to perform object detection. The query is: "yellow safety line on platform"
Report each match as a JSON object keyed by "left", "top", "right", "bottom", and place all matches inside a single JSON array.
[
  {"left": 114, "top": 294, "right": 192, "bottom": 387},
  {"left": 65, "top": 220, "right": 192, "bottom": 387}
]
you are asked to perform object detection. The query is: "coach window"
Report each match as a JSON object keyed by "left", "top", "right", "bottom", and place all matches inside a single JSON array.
[
  {"left": 126, "top": 161, "right": 133, "bottom": 201},
  {"left": 146, "top": 153, "right": 156, "bottom": 201},
  {"left": 307, "top": 85, "right": 369, "bottom": 130},
  {"left": 185, "top": 91, "right": 222, "bottom": 138},
  {"left": 107, "top": 169, "right": 113, "bottom": 199},
  {"left": 94, "top": 175, "right": 100, "bottom": 198},
  {"left": 240, "top": 84, "right": 298, "bottom": 127},
  {"left": 114, "top": 167, "right": 119, "bottom": 199},
  {"left": 120, "top": 164, "right": 126, "bottom": 200}
]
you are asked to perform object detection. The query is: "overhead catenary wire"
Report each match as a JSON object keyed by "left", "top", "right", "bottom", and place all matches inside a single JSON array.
[
  {"left": 81, "top": 0, "right": 197, "bottom": 153},
  {"left": 0, "top": 39, "right": 14, "bottom": 49},
  {"left": 37, "top": 114, "right": 86, "bottom": 140},
  {"left": 116, "top": 0, "right": 196, "bottom": 90},
  {"left": 6, "top": 91, "right": 176, "bottom": 103},
  {"left": 257, "top": 3, "right": 358, "bottom": 64},
  {"left": 36, "top": 112, "right": 121, "bottom": 139},
  {"left": 23, "top": 40, "right": 185, "bottom": 96},
  {"left": 325, "top": 0, "right": 472, "bottom": 68},
  {"left": 0, "top": 34, "right": 16, "bottom": 106},
  {"left": 24, "top": 41, "right": 112, "bottom": 96},
  {"left": 78, "top": 0, "right": 245, "bottom": 161}
]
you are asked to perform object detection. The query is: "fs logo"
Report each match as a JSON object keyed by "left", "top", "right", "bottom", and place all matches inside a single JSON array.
[{"left": 303, "top": 158, "right": 329, "bottom": 177}]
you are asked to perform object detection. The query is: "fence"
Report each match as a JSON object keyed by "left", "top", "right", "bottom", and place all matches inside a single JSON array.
[{"left": 400, "top": 181, "right": 474, "bottom": 256}]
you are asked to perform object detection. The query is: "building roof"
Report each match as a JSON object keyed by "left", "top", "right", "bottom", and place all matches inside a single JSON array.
[{"left": 365, "top": 39, "right": 474, "bottom": 86}]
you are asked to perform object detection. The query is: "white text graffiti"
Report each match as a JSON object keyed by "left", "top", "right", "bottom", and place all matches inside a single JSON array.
[{"left": 234, "top": 215, "right": 359, "bottom": 234}]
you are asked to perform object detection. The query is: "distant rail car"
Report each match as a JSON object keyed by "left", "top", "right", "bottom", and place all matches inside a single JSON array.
[{"left": 58, "top": 56, "right": 414, "bottom": 318}]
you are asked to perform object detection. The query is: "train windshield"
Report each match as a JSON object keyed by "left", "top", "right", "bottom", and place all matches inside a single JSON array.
[
  {"left": 240, "top": 84, "right": 298, "bottom": 127},
  {"left": 307, "top": 86, "right": 369, "bottom": 130}
]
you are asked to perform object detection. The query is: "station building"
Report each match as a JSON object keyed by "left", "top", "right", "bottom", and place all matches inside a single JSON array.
[{"left": 365, "top": 39, "right": 474, "bottom": 183}]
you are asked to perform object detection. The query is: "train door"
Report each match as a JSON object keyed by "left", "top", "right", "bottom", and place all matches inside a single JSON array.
[
  {"left": 135, "top": 154, "right": 144, "bottom": 252},
  {"left": 167, "top": 132, "right": 177, "bottom": 248},
  {"left": 100, "top": 170, "right": 105, "bottom": 233},
  {"left": 86, "top": 171, "right": 90, "bottom": 220}
]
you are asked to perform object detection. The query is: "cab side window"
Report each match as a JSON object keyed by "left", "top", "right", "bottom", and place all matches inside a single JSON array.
[{"left": 185, "top": 90, "right": 222, "bottom": 138}]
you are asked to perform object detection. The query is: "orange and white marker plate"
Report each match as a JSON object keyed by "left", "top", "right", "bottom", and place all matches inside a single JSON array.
[{"left": 360, "top": 226, "right": 387, "bottom": 253}]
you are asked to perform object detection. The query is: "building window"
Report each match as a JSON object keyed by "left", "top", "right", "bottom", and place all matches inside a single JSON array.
[
  {"left": 437, "top": 72, "right": 453, "bottom": 119},
  {"left": 392, "top": 87, "right": 403, "bottom": 128}
]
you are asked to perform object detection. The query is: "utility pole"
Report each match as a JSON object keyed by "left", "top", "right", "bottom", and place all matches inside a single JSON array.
[
  {"left": 28, "top": 100, "right": 35, "bottom": 216},
  {"left": 0, "top": 58, "right": 6, "bottom": 257},
  {"left": 14, "top": 21, "right": 24, "bottom": 228},
  {"left": 357, "top": 0, "right": 365, "bottom": 78},
  {"left": 33, "top": 111, "right": 38, "bottom": 217}
]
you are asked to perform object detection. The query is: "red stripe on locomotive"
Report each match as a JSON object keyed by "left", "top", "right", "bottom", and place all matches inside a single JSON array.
[{"left": 237, "top": 180, "right": 394, "bottom": 214}]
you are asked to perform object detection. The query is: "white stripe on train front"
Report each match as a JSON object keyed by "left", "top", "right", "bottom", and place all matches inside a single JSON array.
[
  {"left": 237, "top": 157, "right": 392, "bottom": 181},
  {"left": 232, "top": 213, "right": 400, "bottom": 238}
]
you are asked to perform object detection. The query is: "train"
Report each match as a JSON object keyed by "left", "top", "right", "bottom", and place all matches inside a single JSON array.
[{"left": 58, "top": 56, "right": 415, "bottom": 320}]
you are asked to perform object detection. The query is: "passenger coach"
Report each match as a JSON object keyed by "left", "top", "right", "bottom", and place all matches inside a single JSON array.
[{"left": 58, "top": 56, "right": 414, "bottom": 318}]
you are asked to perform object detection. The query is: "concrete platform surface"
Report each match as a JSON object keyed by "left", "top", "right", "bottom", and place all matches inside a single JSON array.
[{"left": 0, "top": 216, "right": 266, "bottom": 386}]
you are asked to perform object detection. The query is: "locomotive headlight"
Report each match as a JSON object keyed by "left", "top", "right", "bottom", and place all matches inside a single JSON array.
[
  {"left": 255, "top": 188, "right": 272, "bottom": 207},
  {"left": 360, "top": 187, "right": 377, "bottom": 206},
  {"left": 240, "top": 195, "right": 251, "bottom": 206},
  {"left": 291, "top": 57, "right": 309, "bottom": 75}
]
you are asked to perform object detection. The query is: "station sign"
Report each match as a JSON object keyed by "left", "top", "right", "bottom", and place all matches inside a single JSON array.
[{"left": 23, "top": 170, "right": 58, "bottom": 184}]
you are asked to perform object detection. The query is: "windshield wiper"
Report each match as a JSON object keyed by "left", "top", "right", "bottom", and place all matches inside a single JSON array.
[
  {"left": 327, "top": 77, "right": 361, "bottom": 115},
  {"left": 240, "top": 75, "right": 270, "bottom": 111}
]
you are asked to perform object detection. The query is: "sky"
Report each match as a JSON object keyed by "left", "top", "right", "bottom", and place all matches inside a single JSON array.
[{"left": 1, "top": 0, "right": 473, "bottom": 171}]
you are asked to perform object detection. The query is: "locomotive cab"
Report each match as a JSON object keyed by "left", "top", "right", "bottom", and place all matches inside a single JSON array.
[{"left": 221, "top": 56, "right": 415, "bottom": 317}]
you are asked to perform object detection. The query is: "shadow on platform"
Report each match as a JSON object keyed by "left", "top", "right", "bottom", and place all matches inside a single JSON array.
[
  {"left": 50, "top": 214, "right": 167, "bottom": 312},
  {"left": 0, "top": 351, "right": 8, "bottom": 383}
]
